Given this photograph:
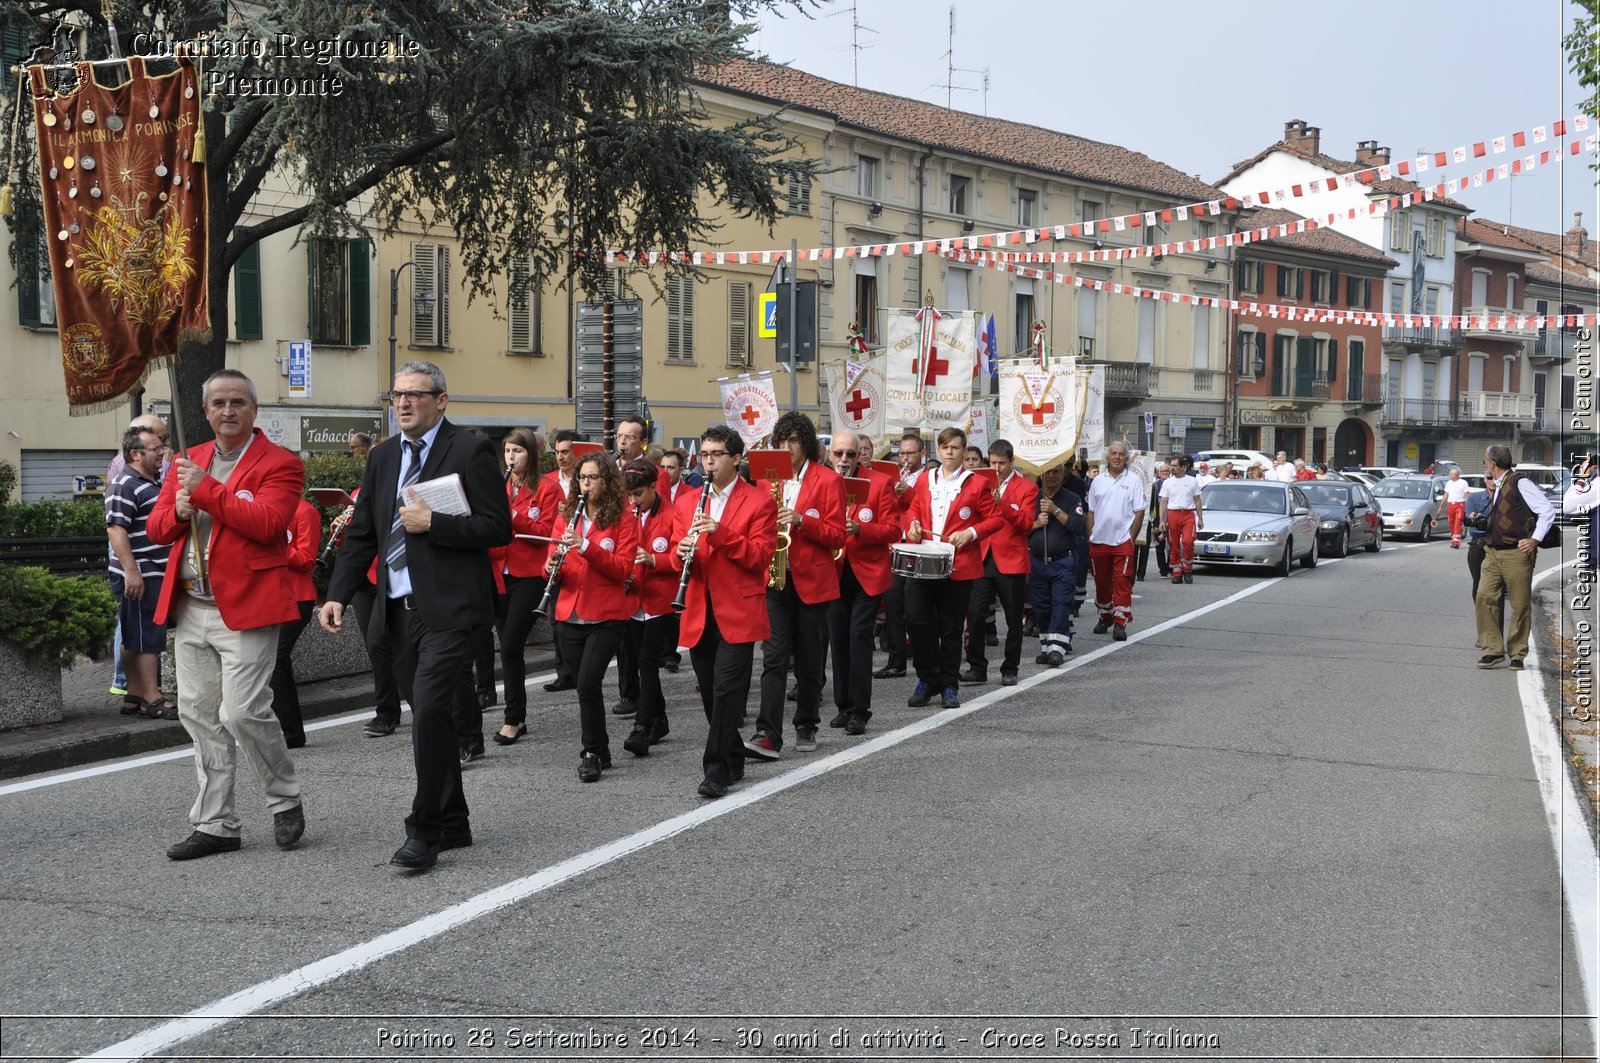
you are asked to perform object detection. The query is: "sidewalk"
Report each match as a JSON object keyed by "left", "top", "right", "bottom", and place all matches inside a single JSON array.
[
  {"left": 1535, "top": 562, "right": 1599, "bottom": 836},
  {"left": 0, "top": 641, "right": 559, "bottom": 781}
]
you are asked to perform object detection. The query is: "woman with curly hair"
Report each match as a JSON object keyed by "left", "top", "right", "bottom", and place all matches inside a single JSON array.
[
  {"left": 491, "top": 428, "right": 562, "bottom": 746},
  {"left": 546, "top": 452, "right": 638, "bottom": 782}
]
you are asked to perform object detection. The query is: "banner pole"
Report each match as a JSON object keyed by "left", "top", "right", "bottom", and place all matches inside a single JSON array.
[
  {"left": 788, "top": 239, "right": 799, "bottom": 413},
  {"left": 166, "top": 360, "right": 210, "bottom": 594}
]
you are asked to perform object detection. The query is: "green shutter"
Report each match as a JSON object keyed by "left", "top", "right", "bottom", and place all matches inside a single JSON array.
[
  {"left": 17, "top": 246, "right": 40, "bottom": 328},
  {"left": 306, "top": 240, "right": 319, "bottom": 340},
  {"left": 233, "top": 241, "right": 263, "bottom": 340},
  {"left": 1328, "top": 340, "right": 1338, "bottom": 382},
  {"left": 1, "top": 25, "right": 29, "bottom": 71},
  {"left": 348, "top": 238, "right": 371, "bottom": 347}
]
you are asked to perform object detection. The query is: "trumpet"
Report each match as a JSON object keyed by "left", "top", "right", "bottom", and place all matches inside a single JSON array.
[
  {"left": 315, "top": 505, "right": 355, "bottom": 569},
  {"left": 767, "top": 478, "right": 792, "bottom": 591},
  {"left": 671, "top": 487, "right": 713, "bottom": 613},
  {"left": 534, "top": 495, "right": 585, "bottom": 618}
]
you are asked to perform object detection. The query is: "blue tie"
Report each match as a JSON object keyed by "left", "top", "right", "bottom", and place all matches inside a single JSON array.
[{"left": 385, "top": 440, "right": 422, "bottom": 571}]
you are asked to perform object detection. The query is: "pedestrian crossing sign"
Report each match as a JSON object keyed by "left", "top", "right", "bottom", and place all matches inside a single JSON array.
[{"left": 758, "top": 292, "right": 778, "bottom": 338}]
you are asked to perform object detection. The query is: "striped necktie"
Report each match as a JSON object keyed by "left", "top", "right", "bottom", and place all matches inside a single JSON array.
[{"left": 385, "top": 439, "right": 423, "bottom": 571}]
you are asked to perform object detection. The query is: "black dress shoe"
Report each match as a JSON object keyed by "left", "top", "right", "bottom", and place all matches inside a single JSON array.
[
  {"left": 663, "top": 655, "right": 680, "bottom": 674},
  {"left": 845, "top": 714, "right": 868, "bottom": 736},
  {"left": 363, "top": 718, "right": 397, "bottom": 737},
  {"left": 284, "top": 735, "right": 306, "bottom": 749},
  {"left": 543, "top": 677, "right": 575, "bottom": 692},
  {"left": 959, "top": 667, "right": 987, "bottom": 684},
  {"left": 610, "top": 699, "right": 637, "bottom": 717},
  {"left": 492, "top": 723, "right": 527, "bottom": 746},
  {"left": 273, "top": 805, "right": 306, "bottom": 849},
  {"left": 786, "top": 685, "right": 798, "bottom": 702},
  {"left": 1035, "top": 651, "right": 1051, "bottom": 665},
  {"left": 1000, "top": 671, "right": 1018, "bottom": 687},
  {"left": 872, "top": 665, "right": 907, "bottom": 679},
  {"left": 579, "top": 752, "right": 603, "bottom": 782},
  {"left": 697, "top": 777, "right": 728, "bottom": 799},
  {"left": 166, "top": 830, "right": 240, "bottom": 861},
  {"left": 829, "top": 712, "right": 851, "bottom": 729},
  {"left": 622, "top": 727, "right": 651, "bottom": 757},
  {"left": 476, "top": 690, "right": 496, "bottom": 709},
  {"left": 390, "top": 838, "right": 439, "bottom": 870},
  {"left": 648, "top": 720, "right": 670, "bottom": 744},
  {"left": 438, "top": 830, "right": 473, "bottom": 851}
]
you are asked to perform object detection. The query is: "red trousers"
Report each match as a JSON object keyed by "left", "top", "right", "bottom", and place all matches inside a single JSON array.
[
  {"left": 1166, "top": 509, "right": 1196, "bottom": 575},
  {"left": 1089, "top": 540, "right": 1136, "bottom": 625},
  {"left": 1447, "top": 501, "right": 1465, "bottom": 541}
]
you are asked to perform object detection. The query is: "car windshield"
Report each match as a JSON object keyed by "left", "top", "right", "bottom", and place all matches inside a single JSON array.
[
  {"left": 1203, "top": 484, "right": 1285, "bottom": 514},
  {"left": 1296, "top": 483, "right": 1350, "bottom": 506},
  {"left": 1372, "top": 479, "right": 1430, "bottom": 500}
]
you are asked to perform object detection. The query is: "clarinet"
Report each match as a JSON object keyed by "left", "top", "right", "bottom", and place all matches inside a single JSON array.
[
  {"left": 671, "top": 487, "right": 714, "bottom": 613},
  {"left": 534, "top": 495, "right": 584, "bottom": 618},
  {"left": 314, "top": 505, "right": 355, "bottom": 569}
]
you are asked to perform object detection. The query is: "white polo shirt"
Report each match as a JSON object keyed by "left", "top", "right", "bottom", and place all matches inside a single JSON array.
[
  {"left": 1160, "top": 474, "right": 1202, "bottom": 511},
  {"left": 1086, "top": 468, "right": 1147, "bottom": 546}
]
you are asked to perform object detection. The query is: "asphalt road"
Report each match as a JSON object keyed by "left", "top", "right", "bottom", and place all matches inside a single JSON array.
[{"left": 0, "top": 537, "right": 1591, "bottom": 1063}]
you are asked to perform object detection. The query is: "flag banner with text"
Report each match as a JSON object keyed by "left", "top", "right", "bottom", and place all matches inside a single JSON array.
[
  {"left": 718, "top": 371, "right": 779, "bottom": 449},
  {"left": 884, "top": 309, "right": 979, "bottom": 438},
  {"left": 966, "top": 398, "right": 996, "bottom": 453},
  {"left": 1077, "top": 365, "right": 1106, "bottom": 462},
  {"left": 30, "top": 56, "right": 211, "bottom": 415},
  {"left": 823, "top": 356, "right": 887, "bottom": 448},
  {"left": 997, "top": 357, "right": 1082, "bottom": 475}
]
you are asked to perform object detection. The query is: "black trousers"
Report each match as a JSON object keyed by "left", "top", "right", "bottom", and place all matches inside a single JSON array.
[
  {"left": 352, "top": 585, "right": 402, "bottom": 726},
  {"left": 496, "top": 574, "right": 546, "bottom": 725},
  {"left": 551, "top": 621, "right": 574, "bottom": 685},
  {"left": 628, "top": 614, "right": 674, "bottom": 733},
  {"left": 907, "top": 577, "right": 975, "bottom": 692},
  {"left": 269, "top": 599, "right": 314, "bottom": 744},
  {"left": 967, "top": 555, "right": 1025, "bottom": 674},
  {"left": 617, "top": 616, "right": 640, "bottom": 706},
  {"left": 472, "top": 624, "right": 496, "bottom": 700},
  {"left": 558, "top": 620, "right": 623, "bottom": 759},
  {"left": 755, "top": 581, "right": 828, "bottom": 749},
  {"left": 829, "top": 562, "right": 881, "bottom": 718},
  {"left": 882, "top": 573, "right": 909, "bottom": 667},
  {"left": 384, "top": 603, "right": 476, "bottom": 844},
  {"left": 1136, "top": 531, "right": 1170, "bottom": 579},
  {"left": 690, "top": 600, "right": 751, "bottom": 786}
]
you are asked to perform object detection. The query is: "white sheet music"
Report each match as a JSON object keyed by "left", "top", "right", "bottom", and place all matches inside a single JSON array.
[{"left": 407, "top": 473, "right": 471, "bottom": 516}]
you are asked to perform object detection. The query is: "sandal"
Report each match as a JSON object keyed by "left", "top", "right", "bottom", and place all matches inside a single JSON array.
[
  {"left": 119, "top": 695, "right": 144, "bottom": 716},
  {"left": 140, "top": 697, "right": 180, "bottom": 720}
]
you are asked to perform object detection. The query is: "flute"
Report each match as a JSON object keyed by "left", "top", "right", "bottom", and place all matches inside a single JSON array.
[
  {"left": 671, "top": 487, "right": 713, "bottom": 613},
  {"left": 534, "top": 495, "right": 585, "bottom": 618}
]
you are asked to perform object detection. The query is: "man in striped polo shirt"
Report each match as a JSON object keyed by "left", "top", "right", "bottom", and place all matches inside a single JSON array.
[{"left": 106, "top": 425, "right": 174, "bottom": 717}]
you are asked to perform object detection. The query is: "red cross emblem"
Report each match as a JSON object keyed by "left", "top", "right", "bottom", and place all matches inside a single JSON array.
[
  {"left": 912, "top": 348, "right": 950, "bottom": 386},
  {"left": 845, "top": 389, "right": 872, "bottom": 421},
  {"left": 740, "top": 405, "right": 764, "bottom": 428},
  {"left": 1021, "top": 398, "right": 1056, "bottom": 426}
]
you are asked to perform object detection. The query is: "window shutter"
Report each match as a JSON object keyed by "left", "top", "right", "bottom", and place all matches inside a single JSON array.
[
  {"left": 1236, "top": 259, "right": 1248, "bottom": 291},
  {"left": 508, "top": 255, "right": 533, "bottom": 353},
  {"left": 1328, "top": 340, "right": 1338, "bottom": 381},
  {"left": 411, "top": 243, "right": 438, "bottom": 347},
  {"left": 348, "top": 239, "right": 370, "bottom": 347},
  {"left": 1346, "top": 275, "right": 1358, "bottom": 306},
  {"left": 1328, "top": 270, "right": 1340, "bottom": 304},
  {"left": 438, "top": 246, "right": 450, "bottom": 346},
  {"left": 234, "top": 241, "right": 263, "bottom": 341},
  {"left": 679, "top": 275, "right": 694, "bottom": 361},
  {"left": 727, "top": 280, "right": 750, "bottom": 366},
  {"left": 786, "top": 176, "right": 811, "bottom": 216},
  {"left": 17, "top": 232, "right": 44, "bottom": 328},
  {"left": 306, "top": 241, "right": 319, "bottom": 340},
  {"left": 1296, "top": 269, "right": 1306, "bottom": 300},
  {"left": 1276, "top": 266, "right": 1290, "bottom": 297}
]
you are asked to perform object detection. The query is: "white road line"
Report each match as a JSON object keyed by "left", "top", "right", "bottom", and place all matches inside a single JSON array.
[
  {"left": 1520, "top": 559, "right": 1597, "bottom": 1047},
  {"left": 71, "top": 576, "right": 1290, "bottom": 1062}
]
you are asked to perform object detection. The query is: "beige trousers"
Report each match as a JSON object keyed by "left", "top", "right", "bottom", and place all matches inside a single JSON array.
[
  {"left": 1474, "top": 546, "right": 1534, "bottom": 661},
  {"left": 173, "top": 598, "right": 302, "bottom": 837}
]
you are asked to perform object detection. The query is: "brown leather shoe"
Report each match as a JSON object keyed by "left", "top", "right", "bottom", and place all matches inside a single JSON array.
[
  {"left": 273, "top": 805, "right": 305, "bottom": 849},
  {"left": 166, "top": 830, "right": 241, "bottom": 860}
]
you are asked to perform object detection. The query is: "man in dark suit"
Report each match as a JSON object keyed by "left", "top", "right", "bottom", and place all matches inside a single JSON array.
[{"left": 319, "top": 360, "right": 512, "bottom": 872}]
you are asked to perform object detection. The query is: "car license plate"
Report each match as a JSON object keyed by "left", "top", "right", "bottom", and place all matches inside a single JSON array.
[{"left": 1202, "top": 544, "right": 1230, "bottom": 556}]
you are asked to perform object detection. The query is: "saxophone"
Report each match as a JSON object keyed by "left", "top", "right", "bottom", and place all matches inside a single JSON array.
[{"left": 767, "top": 477, "right": 791, "bottom": 591}]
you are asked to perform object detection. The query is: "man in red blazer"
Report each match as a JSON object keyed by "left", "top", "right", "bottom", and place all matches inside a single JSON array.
[
  {"left": 964, "top": 439, "right": 1039, "bottom": 687},
  {"left": 744, "top": 412, "right": 845, "bottom": 761},
  {"left": 674, "top": 424, "right": 777, "bottom": 798},
  {"left": 826, "top": 428, "right": 900, "bottom": 735},
  {"left": 146, "top": 370, "right": 306, "bottom": 861}
]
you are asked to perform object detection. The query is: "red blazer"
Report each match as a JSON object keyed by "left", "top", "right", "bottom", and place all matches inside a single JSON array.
[
  {"left": 782, "top": 462, "right": 846, "bottom": 605},
  {"left": 286, "top": 498, "right": 320, "bottom": 604},
  {"left": 981, "top": 472, "right": 1040, "bottom": 576},
  {"left": 492, "top": 476, "right": 561, "bottom": 584},
  {"left": 147, "top": 429, "right": 303, "bottom": 630},
  {"left": 840, "top": 466, "right": 901, "bottom": 597},
  {"left": 627, "top": 494, "right": 682, "bottom": 617},
  {"left": 550, "top": 505, "right": 638, "bottom": 623},
  {"left": 901, "top": 467, "right": 1007, "bottom": 582},
  {"left": 674, "top": 478, "right": 777, "bottom": 648}
]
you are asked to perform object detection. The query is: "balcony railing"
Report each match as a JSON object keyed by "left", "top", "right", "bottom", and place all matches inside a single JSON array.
[
  {"left": 1380, "top": 398, "right": 1470, "bottom": 426},
  {"left": 1343, "top": 372, "right": 1384, "bottom": 404},
  {"left": 1461, "top": 390, "right": 1535, "bottom": 422},
  {"left": 1091, "top": 361, "right": 1151, "bottom": 401},
  {"left": 1382, "top": 324, "right": 1460, "bottom": 349},
  {"left": 1460, "top": 306, "right": 1531, "bottom": 340},
  {"left": 1534, "top": 406, "right": 1551, "bottom": 431},
  {"left": 1267, "top": 369, "right": 1329, "bottom": 399},
  {"left": 1532, "top": 329, "right": 1580, "bottom": 362},
  {"left": 1190, "top": 369, "right": 1218, "bottom": 393}
]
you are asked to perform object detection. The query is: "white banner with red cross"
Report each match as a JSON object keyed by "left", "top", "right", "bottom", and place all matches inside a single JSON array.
[
  {"left": 823, "top": 356, "right": 887, "bottom": 446},
  {"left": 718, "top": 371, "right": 780, "bottom": 449},
  {"left": 883, "top": 308, "right": 980, "bottom": 438},
  {"left": 997, "top": 357, "right": 1083, "bottom": 476}
]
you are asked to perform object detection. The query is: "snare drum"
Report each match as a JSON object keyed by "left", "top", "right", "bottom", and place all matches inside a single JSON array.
[{"left": 890, "top": 542, "right": 955, "bottom": 580}]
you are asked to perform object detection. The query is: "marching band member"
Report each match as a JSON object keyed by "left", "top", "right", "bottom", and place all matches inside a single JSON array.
[
  {"left": 492, "top": 428, "right": 562, "bottom": 745},
  {"left": 901, "top": 426, "right": 1004, "bottom": 709},
  {"left": 620, "top": 458, "right": 681, "bottom": 756},
  {"left": 547, "top": 453, "right": 638, "bottom": 782},
  {"left": 873, "top": 431, "right": 928, "bottom": 680},
  {"left": 541, "top": 430, "right": 584, "bottom": 693},
  {"left": 612, "top": 418, "right": 671, "bottom": 721},
  {"left": 675, "top": 425, "right": 778, "bottom": 798},
  {"left": 745, "top": 412, "right": 846, "bottom": 761},
  {"left": 826, "top": 428, "right": 899, "bottom": 735},
  {"left": 963, "top": 439, "right": 1037, "bottom": 687}
]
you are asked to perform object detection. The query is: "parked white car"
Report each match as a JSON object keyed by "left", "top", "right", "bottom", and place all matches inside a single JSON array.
[{"left": 1194, "top": 449, "right": 1274, "bottom": 476}]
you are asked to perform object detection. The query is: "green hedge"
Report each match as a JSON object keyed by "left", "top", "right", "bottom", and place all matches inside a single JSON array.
[
  {"left": 0, "top": 458, "right": 17, "bottom": 503},
  {"left": 0, "top": 566, "right": 116, "bottom": 667},
  {"left": 0, "top": 498, "right": 109, "bottom": 539}
]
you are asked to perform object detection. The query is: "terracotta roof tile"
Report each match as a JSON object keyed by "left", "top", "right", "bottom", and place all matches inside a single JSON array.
[
  {"left": 1470, "top": 216, "right": 1599, "bottom": 272},
  {"left": 1245, "top": 208, "right": 1397, "bottom": 267},
  {"left": 1460, "top": 217, "right": 1540, "bottom": 251},
  {"left": 699, "top": 59, "right": 1228, "bottom": 206},
  {"left": 1526, "top": 260, "right": 1598, "bottom": 290}
]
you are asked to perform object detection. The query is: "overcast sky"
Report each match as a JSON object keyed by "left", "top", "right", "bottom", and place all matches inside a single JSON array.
[{"left": 751, "top": 0, "right": 1598, "bottom": 241}]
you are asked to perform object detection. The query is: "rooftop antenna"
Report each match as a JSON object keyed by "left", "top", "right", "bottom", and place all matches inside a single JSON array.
[{"left": 933, "top": 6, "right": 987, "bottom": 112}]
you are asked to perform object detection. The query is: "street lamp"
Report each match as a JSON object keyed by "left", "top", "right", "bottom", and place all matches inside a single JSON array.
[{"left": 387, "top": 262, "right": 436, "bottom": 435}]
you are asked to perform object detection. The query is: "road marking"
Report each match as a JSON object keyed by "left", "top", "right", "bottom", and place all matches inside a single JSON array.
[
  {"left": 1520, "top": 559, "right": 1597, "bottom": 1047},
  {"left": 69, "top": 577, "right": 1291, "bottom": 1062}
]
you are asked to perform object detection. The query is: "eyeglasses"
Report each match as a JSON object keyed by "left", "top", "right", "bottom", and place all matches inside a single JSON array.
[
  {"left": 577, "top": 473, "right": 603, "bottom": 482},
  {"left": 699, "top": 450, "right": 730, "bottom": 461},
  {"left": 390, "top": 389, "right": 441, "bottom": 403},
  {"left": 831, "top": 449, "right": 858, "bottom": 458}
]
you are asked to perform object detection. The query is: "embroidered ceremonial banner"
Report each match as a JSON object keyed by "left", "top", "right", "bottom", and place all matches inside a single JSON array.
[
  {"left": 823, "top": 356, "right": 886, "bottom": 446},
  {"left": 30, "top": 56, "right": 210, "bottom": 415},
  {"left": 718, "top": 371, "right": 779, "bottom": 450},
  {"left": 1077, "top": 364, "right": 1107, "bottom": 462},
  {"left": 883, "top": 309, "right": 978, "bottom": 437},
  {"left": 966, "top": 399, "right": 994, "bottom": 452},
  {"left": 997, "top": 356, "right": 1082, "bottom": 476}
]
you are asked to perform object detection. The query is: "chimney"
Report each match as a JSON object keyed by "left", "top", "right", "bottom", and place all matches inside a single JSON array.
[
  {"left": 1283, "top": 119, "right": 1320, "bottom": 156},
  {"left": 1354, "top": 140, "right": 1390, "bottom": 166},
  {"left": 1566, "top": 211, "right": 1588, "bottom": 261}
]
